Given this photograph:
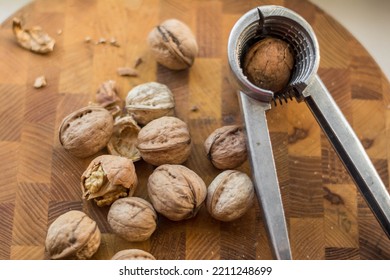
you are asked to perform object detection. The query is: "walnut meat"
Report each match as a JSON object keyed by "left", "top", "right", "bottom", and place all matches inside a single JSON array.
[
  {"left": 45, "top": 210, "right": 101, "bottom": 260},
  {"left": 204, "top": 125, "right": 247, "bottom": 169},
  {"left": 81, "top": 155, "right": 138, "bottom": 207},
  {"left": 147, "top": 164, "right": 207, "bottom": 221},
  {"left": 125, "top": 82, "right": 175, "bottom": 126},
  {"left": 137, "top": 116, "right": 191, "bottom": 166},
  {"left": 107, "top": 116, "right": 141, "bottom": 161},
  {"left": 111, "top": 249, "right": 156, "bottom": 260},
  {"left": 243, "top": 37, "right": 294, "bottom": 92},
  {"left": 59, "top": 106, "right": 114, "bottom": 158},
  {"left": 148, "top": 19, "right": 198, "bottom": 70},
  {"left": 108, "top": 197, "right": 157, "bottom": 242},
  {"left": 206, "top": 170, "right": 255, "bottom": 222}
]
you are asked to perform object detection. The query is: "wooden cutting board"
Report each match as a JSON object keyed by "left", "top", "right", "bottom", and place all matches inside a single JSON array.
[{"left": 1, "top": 0, "right": 390, "bottom": 260}]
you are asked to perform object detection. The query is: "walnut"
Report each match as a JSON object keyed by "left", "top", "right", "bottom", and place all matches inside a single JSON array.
[
  {"left": 206, "top": 170, "right": 255, "bottom": 222},
  {"left": 111, "top": 249, "right": 156, "bottom": 260},
  {"left": 147, "top": 19, "right": 198, "bottom": 70},
  {"left": 243, "top": 37, "right": 294, "bottom": 92},
  {"left": 125, "top": 82, "right": 175, "bottom": 126},
  {"left": 59, "top": 105, "right": 114, "bottom": 158},
  {"left": 107, "top": 116, "right": 141, "bottom": 161},
  {"left": 204, "top": 125, "right": 247, "bottom": 169},
  {"left": 95, "top": 80, "right": 124, "bottom": 117},
  {"left": 12, "top": 17, "right": 55, "bottom": 54},
  {"left": 81, "top": 155, "right": 138, "bottom": 207},
  {"left": 33, "top": 75, "right": 47, "bottom": 88},
  {"left": 45, "top": 210, "right": 101, "bottom": 259},
  {"left": 107, "top": 197, "right": 157, "bottom": 242},
  {"left": 137, "top": 116, "right": 191, "bottom": 166},
  {"left": 147, "top": 164, "right": 207, "bottom": 221}
]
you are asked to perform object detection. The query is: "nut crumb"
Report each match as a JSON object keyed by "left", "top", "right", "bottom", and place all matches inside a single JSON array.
[
  {"left": 97, "top": 37, "right": 106, "bottom": 44},
  {"left": 134, "top": 57, "right": 143, "bottom": 68},
  {"left": 84, "top": 36, "right": 92, "bottom": 43},
  {"left": 190, "top": 105, "right": 199, "bottom": 112},
  {"left": 57, "top": 29, "right": 62, "bottom": 35},
  {"left": 117, "top": 67, "right": 138, "bottom": 77},
  {"left": 34, "top": 75, "right": 47, "bottom": 88},
  {"left": 109, "top": 38, "right": 120, "bottom": 47}
]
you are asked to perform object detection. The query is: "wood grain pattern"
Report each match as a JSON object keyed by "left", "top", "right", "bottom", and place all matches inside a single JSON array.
[{"left": 1, "top": 0, "right": 390, "bottom": 260}]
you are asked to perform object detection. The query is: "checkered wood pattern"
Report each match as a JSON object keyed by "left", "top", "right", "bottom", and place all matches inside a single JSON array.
[{"left": 0, "top": 0, "right": 389, "bottom": 260}]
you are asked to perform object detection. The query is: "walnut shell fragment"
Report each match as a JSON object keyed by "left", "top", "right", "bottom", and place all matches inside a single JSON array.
[
  {"left": 111, "top": 249, "right": 156, "bottom": 260},
  {"left": 12, "top": 17, "right": 55, "bottom": 54},
  {"left": 108, "top": 197, "right": 157, "bottom": 242},
  {"left": 147, "top": 19, "right": 198, "bottom": 70},
  {"left": 206, "top": 170, "right": 255, "bottom": 222},
  {"left": 137, "top": 116, "right": 191, "bottom": 166},
  {"left": 107, "top": 116, "right": 141, "bottom": 161},
  {"left": 45, "top": 210, "right": 101, "bottom": 260},
  {"left": 125, "top": 82, "right": 175, "bottom": 126},
  {"left": 147, "top": 164, "right": 207, "bottom": 221},
  {"left": 81, "top": 155, "right": 138, "bottom": 207},
  {"left": 59, "top": 106, "right": 114, "bottom": 158},
  {"left": 95, "top": 80, "right": 124, "bottom": 117},
  {"left": 204, "top": 125, "right": 247, "bottom": 169}
]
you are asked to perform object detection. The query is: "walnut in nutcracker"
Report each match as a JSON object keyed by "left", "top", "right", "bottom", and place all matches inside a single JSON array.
[
  {"left": 125, "top": 82, "right": 175, "bottom": 126},
  {"left": 243, "top": 37, "right": 294, "bottom": 92},
  {"left": 204, "top": 125, "right": 247, "bottom": 169},
  {"left": 206, "top": 170, "right": 255, "bottom": 222},
  {"left": 137, "top": 116, "right": 191, "bottom": 166},
  {"left": 81, "top": 155, "right": 138, "bottom": 207},
  {"left": 108, "top": 197, "right": 157, "bottom": 242},
  {"left": 45, "top": 210, "right": 101, "bottom": 260},
  {"left": 59, "top": 105, "right": 114, "bottom": 158},
  {"left": 111, "top": 249, "right": 156, "bottom": 260},
  {"left": 148, "top": 19, "right": 198, "bottom": 70},
  {"left": 147, "top": 164, "right": 207, "bottom": 221}
]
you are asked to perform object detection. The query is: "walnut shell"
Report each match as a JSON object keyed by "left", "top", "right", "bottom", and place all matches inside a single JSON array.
[
  {"left": 59, "top": 105, "right": 114, "bottom": 158},
  {"left": 107, "top": 116, "right": 141, "bottom": 161},
  {"left": 204, "top": 125, "right": 247, "bottom": 169},
  {"left": 111, "top": 249, "right": 156, "bottom": 260},
  {"left": 81, "top": 155, "right": 138, "bottom": 207},
  {"left": 147, "top": 164, "right": 207, "bottom": 221},
  {"left": 45, "top": 210, "right": 101, "bottom": 259},
  {"left": 108, "top": 197, "right": 157, "bottom": 242},
  {"left": 147, "top": 19, "right": 198, "bottom": 70},
  {"left": 125, "top": 82, "right": 175, "bottom": 126},
  {"left": 137, "top": 116, "right": 191, "bottom": 166},
  {"left": 243, "top": 37, "right": 294, "bottom": 92},
  {"left": 95, "top": 80, "right": 124, "bottom": 118},
  {"left": 206, "top": 170, "right": 254, "bottom": 222}
]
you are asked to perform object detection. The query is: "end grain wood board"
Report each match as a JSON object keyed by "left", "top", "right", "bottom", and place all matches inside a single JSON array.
[{"left": 1, "top": 0, "right": 390, "bottom": 260}]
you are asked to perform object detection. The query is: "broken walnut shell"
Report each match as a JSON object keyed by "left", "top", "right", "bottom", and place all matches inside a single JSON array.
[
  {"left": 12, "top": 17, "right": 55, "bottom": 54},
  {"left": 147, "top": 19, "right": 198, "bottom": 70},
  {"left": 111, "top": 249, "right": 156, "bottom": 260},
  {"left": 137, "top": 116, "right": 191, "bottom": 166},
  {"left": 81, "top": 154, "right": 138, "bottom": 207},
  {"left": 125, "top": 82, "right": 175, "bottom": 126},
  {"left": 59, "top": 105, "right": 114, "bottom": 158},
  {"left": 108, "top": 197, "right": 157, "bottom": 242},
  {"left": 206, "top": 170, "right": 255, "bottom": 222},
  {"left": 95, "top": 80, "right": 124, "bottom": 117},
  {"left": 107, "top": 115, "right": 141, "bottom": 162},
  {"left": 204, "top": 125, "right": 247, "bottom": 169},
  {"left": 45, "top": 210, "right": 101, "bottom": 260},
  {"left": 147, "top": 164, "right": 207, "bottom": 221}
]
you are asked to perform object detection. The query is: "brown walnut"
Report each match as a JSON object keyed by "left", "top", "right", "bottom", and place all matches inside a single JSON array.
[
  {"left": 137, "top": 116, "right": 191, "bottom": 166},
  {"left": 243, "top": 37, "right": 294, "bottom": 92},
  {"left": 81, "top": 154, "right": 138, "bottom": 207},
  {"left": 45, "top": 210, "right": 101, "bottom": 260},
  {"left": 147, "top": 164, "right": 207, "bottom": 221},
  {"left": 59, "top": 105, "right": 114, "bottom": 158},
  {"left": 111, "top": 249, "right": 156, "bottom": 260},
  {"left": 204, "top": 125, "right": 247, "bottom": 170}
]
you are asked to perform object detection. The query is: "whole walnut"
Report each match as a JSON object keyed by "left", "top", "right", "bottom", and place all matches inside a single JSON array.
[
  {"left": 45, "top": 210, "right": 101, "bottom": 259},
  {"left": 243, "top": 37, "right": 294, "bottom": 92},
  {"left": 206, "top": 170, "right": 255, "bottom": 222},
  {"left": 125, "top": 82, "right": 175, "bottom": 126},
  {"left": 148, "top": 19, "right": 198, "bottom": 70},
  {"left": 147, "top": 164, "right": 207, "bottom": 221},
  {"left": 81, "top": 155, "right": 138, "bottom": 207},
  {"left": 137, "top": 116, "right": 191, "bottom": 166},
  {"left": 59, "top": 105, "right": 114, "bottom": 158},
  {"left": 204, "top": 125, "right": 247, "bottom": 169},
  {"left": 108, "top": 197, "right": 157, "bottom": 242},
  {"left": 111, "top": 249, "right": 156, "bottom": 260}
]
